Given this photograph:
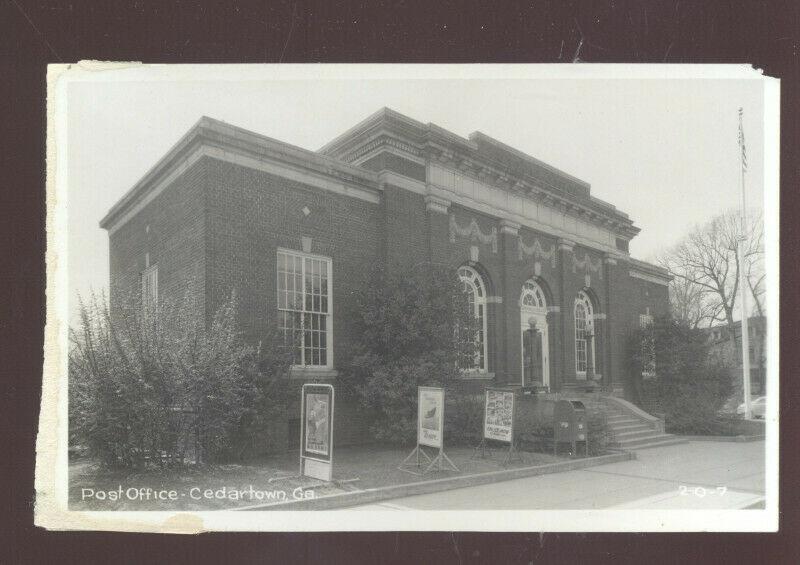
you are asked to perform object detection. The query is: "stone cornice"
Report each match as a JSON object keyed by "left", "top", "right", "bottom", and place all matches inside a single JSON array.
[
  {"left": 603, "top": 253, "right": 619, "bottom": 266},
  {"left": 627, "top": 257, "right": 673, "bottom": 286},
  {"left": 429, "top": 158, "right": 637, "bottom": 239},
  {"left": 341, "top": 133, "right": 424, "bottom": 164},
  {"left": 558, "top": 238, "right": 576, "bottom": 252},
  {"left": 424, "top": 195, "right": 451, "bottom": 214},
  {"left": 499, "top": 219, "right": 520, "bottom": 236},
  {"left": 100, "top": 117, "right": 381, "bottom": 232},
  {"left": 317, "top": 108, "right": 639, "bottom": 238}
]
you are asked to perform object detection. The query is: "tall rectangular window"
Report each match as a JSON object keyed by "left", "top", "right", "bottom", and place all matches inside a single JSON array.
[
  {"left": 141, "top": 265, "right": 158, "bottom": 315},
  {"left": 575, "top": 307, "right": 588, "bottom": 374},
  {"left": 277, "top": 249, "right": 332, "bottom": 368},
  {"left": 640, "top": 312, "right": 656, "bottom": 378}
]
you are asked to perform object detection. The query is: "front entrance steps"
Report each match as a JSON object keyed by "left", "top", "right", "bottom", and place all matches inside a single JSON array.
[
  {"left": 556, "top": 391, "right": 686, "bottom": 451},
  {"left": 602, "top": 397, "right": 686, "bottom": 451}
]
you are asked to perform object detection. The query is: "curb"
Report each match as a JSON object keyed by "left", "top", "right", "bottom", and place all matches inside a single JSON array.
[
  {"left": 238, "top": 451, "right": 635, "bottom": 511},
  {"left": 681, "top": 434, "right": 765, "bottom": 443}
]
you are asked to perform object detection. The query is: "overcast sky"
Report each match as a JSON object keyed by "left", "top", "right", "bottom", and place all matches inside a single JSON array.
[{"left": 65, "top": 67, "right": 768, "bottom": 321}]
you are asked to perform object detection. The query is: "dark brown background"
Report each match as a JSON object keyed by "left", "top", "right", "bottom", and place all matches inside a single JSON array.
[{"left": 2, "top": 1, "right": 797, "bottom": 562}]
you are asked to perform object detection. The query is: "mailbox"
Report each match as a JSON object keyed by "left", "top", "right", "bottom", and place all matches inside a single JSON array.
[{"left": 553, "top": 400, "right": 588, "bottom": 457}]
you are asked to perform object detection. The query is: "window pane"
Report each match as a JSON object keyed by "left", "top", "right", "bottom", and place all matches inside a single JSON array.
[{"left": 277, "top": 251, "right": 331, "bottom": 366}]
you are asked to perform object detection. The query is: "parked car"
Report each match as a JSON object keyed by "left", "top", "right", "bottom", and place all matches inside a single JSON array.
[{"left": 736, "top": 396, "right": 766, "bottom": 419}]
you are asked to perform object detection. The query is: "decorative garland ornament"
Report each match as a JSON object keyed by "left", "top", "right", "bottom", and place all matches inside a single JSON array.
[
  {"left": 449, "top": 215, "right": 498, "bottom": 253},
  {"left": 572, "top": 252, "right": 603, "bottom": 280},
  {"left": 517, "top": 235, "right": 556, "bottom": 267}
]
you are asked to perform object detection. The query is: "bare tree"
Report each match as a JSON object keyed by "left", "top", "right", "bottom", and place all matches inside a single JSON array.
[
  {"left": 662, "top": 273, "right": 722, "bottom": 330},
  {"left": 659, "top": 210, "right": 764, "bottom": 362}
]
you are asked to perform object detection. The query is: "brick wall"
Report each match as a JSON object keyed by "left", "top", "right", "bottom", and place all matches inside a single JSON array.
[
  {"left": 203, "top": 156, "right": 382, "bottom": 447},
  {"left": 611, "top": 263, "right": 671, "bottom": 401},
  {"left": 108, "top": 158, "right": 207, "bottom": 320},
  {"left": 106, "top": 148, "right": 670, "bottom": 450}
]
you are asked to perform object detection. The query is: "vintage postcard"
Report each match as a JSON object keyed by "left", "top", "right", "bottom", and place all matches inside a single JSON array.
[{"left": 36, "top": 63, "right": 779, "bottom": 532}]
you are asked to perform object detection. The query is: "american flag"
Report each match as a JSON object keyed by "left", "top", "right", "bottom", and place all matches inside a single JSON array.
[{"left": 738, "top": 107, "right": 748, "bottom": 172}]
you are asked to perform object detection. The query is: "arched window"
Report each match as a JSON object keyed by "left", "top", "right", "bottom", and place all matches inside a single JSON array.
[
  {"left": 458, "top": 266, "right": 488, "bottom": 371},
  {"left": 574, "top": 290, "right": 595, "bottom": 376},
  {"left": 521, "top": 279, "right": 547, "bottom": 310}
]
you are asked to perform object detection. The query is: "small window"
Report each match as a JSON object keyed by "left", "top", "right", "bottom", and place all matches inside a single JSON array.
[
  {"left": 277, "top": 249, "right": 332, "bottom": 368},
  {"left": 141, "top": 265, "right": 158, "bottom": 315}
]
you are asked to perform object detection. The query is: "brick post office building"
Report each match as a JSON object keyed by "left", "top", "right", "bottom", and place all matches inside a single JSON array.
[{"left": 101, "top": 108, "right": 670, "bottom": 447}]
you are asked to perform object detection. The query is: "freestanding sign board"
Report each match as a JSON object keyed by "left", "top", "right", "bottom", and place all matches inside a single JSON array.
[
  {"left": 483, "top": 388, "right": 515, "bottom": 443},
  {"left": 473, "top": 388, "right": 522, "bottom": 467},
  {"left": 418, "top": 386, "right": 444, "bottom": 448},
  {"left": 399, "top": 386, "right": 459, "bottom": 475},
  {"left": 300, "top": 383, "right": 334, "bottom": 481}
]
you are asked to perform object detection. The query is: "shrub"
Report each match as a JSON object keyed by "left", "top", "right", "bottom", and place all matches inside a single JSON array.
[
  {"left": 445, "top": 388, "right": 485, "bottom": 446},
  {"left": 339, "top": 263, "right": 480, "bottom": 445},
  {"left": 627, "top": 316, "right": 733, "bottom": 435},
  {"left": 69, "top": 289, "right": 290, "bottom": 468},
  {"left": 585, "top": 409, "right": 610, "bottom": 456}
]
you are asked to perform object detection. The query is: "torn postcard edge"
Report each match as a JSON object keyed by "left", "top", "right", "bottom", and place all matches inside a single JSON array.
[{"left": 35, "top": 63, "right": 779, "bottom": 533}]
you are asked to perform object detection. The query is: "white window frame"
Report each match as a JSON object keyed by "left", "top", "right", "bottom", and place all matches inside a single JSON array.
[
  {"left": 574, "top": 290, "right": 595, "bottom": 378},
  {"left": 458, "top": 265, "right": 488, "bottom": 373},
  {"left": 141, "top": 265, "right": 158, "bottom": 316},
  {"left": 520, "top": 279, "right": 549, "bottom": 388},
  {"left": 521, "top": 279, "right": 547, "bottom": 310},
  {"left": 277, "top": 248, "right": 333, "bottom": 369},
  {"left": 640, "top": 311, "right": 656, "bottom": 378}
]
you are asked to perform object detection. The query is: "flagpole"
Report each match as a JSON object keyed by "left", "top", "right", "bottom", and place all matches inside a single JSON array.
[{"left": 738, "top": 107, "right": 752, "bottom": 420}]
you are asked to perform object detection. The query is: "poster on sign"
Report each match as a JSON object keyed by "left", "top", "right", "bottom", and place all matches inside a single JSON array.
[
  {"left": 300, "top": 384, "right": 334, "bottom": 481},
  {"left": 484, "top": 389, "right": 515, "bottom": 443},
  {"left": 304, "top": 393, "right": 330, "bottom": 456},
  {"left": 418, "top": 387, "right": 444, "bottom": 448}
]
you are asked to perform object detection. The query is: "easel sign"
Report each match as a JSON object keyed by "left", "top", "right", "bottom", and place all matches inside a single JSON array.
[
  {"left": 473, "top": 388, "right": 522, "bottom": 466},
  {"left": 418, "top": 386, "right": 444, "bottom": 448},
  {"left": 399, "top": 386, "right": 459, "bottom": 475},
  {"left": 300, "top": 383, "right": 334, "bottom": 482},
  {"left": 484, "top": 388, "right": 514, "bottom": 443}
]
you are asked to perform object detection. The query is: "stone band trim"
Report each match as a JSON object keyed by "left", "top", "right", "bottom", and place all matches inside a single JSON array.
[
  {"left": 104, "top": 144, "right": 383, "bottom": 235},
  {"left": 629, "top": 270, "right": 670, "bottom": 286}
]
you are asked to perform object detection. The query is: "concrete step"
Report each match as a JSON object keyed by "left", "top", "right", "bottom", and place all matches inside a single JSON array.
[
  {"left": 614, "top": 428, "right": 663, "bottom": 440},
  {"left": 622, "top": 436, "right": 688, "bottom": 451},
  {"left": 611, "top": 433, "right": 686, "bottom": 449},
  {"left": 606, "top": 416, "right": 644, "bottom": 426},
  {"left": 609, "top": 423, "right": 653, "bottom": 434}
]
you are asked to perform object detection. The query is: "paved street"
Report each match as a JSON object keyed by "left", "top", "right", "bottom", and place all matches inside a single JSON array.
[{"left": 348, "top": 440, "right": 765, "bottom": 511}]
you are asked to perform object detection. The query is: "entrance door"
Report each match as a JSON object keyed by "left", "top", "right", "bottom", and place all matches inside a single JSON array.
[{"left": 521, "top": 311, "right": 549, "bottom": 389}]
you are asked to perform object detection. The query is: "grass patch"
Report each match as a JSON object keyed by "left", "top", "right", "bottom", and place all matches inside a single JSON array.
[{"left": 70, "top": 445, "right": 567, "bottom": 511}]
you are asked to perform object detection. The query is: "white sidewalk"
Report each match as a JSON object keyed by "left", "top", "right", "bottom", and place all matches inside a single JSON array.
[{"left": 345, "top": 440, "right": 766, "bottom": 511}]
